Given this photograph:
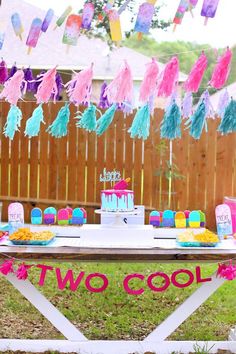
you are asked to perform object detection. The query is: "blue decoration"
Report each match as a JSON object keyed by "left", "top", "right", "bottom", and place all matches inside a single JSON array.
[
  {"left": 185, "top": 100, "right": 207, "bottom": 139},
  {"left": 72, "top": 208, "right": 84, "bottom": 225},
  {"left": 31, "top": 207, "right": 43, "bottom": 225},
  {"left": 160, "top": 101, "right": 181, "bottom": 140},
  {"left": 76, "top": 104, "right": 98, "bottom": 132},
  {"left": 25, "top": 104, "right": 44, "bottom": 137},
  {"left": 218, "top": 99, "right": 236, "bottom": 135},
  {"left": 96, "top": 104, "right": 116, "bottom": 136},
  {"left": 128, "top": 104, "right": 150, "bottom": 140},
  {"left": 3, "top": 105, "right": 22, "bottom": 140},
  {"left": 47, "top": 103, "right": 70, "bottom": 138}
]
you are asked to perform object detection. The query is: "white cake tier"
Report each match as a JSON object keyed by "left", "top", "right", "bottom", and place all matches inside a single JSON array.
[{"left": 101, "top": 189, "right": 134, "bottom": 212}]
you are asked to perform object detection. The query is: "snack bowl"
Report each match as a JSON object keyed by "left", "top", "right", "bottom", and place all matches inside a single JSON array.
[
  {"left": 10, "top": 236, "right": 56, "bottom": 246},
  {"left": 177, "top": 240, "right": 219, "bottom": 248}
]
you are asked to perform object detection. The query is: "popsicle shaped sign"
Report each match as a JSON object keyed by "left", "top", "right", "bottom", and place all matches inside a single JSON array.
[
  {"left": 31, "top": 207, "right": 43, "bottom": 225},
  {"left": 66, "top": 207, "right": 73, "bottom": 224},
  {"left": 108, "top": 9, "right": 122, "bottom": 42},
  {"left": 184, "top": 209, "right": 190, "bottom": 226},
  {"left": 82, "top": 3, "right": 94, "bottom": 30},
  {"left": 162, "top": 210, "right": 175, "bottom": 227},
  {"left": 54, "top": 6, "right": 72, "bottom": 30},
  {"left": 63, "top": 14, "right": 82, "bottom": 51},
  {"left": 201, "top": 0, "right": 220, "bottom": 25},
  {"left": 58, "top": 208, "right": 69, "bottom": 225},
  {"left": 199, "top": 210, "right": 206, "bottom": 227},
  {"left": 80, "top": 208, "right": 87, "bottom": 223},
  {"left": 26, "top": 18, "right": 42, "bottom": 54},
  {"left": 149, "top": 211, "right": 160, "bottom": 227},
  {"left": 215, "top": 204, "right": 232, "bottom": 237},
  {"left": 134, "top": 1, "right": 156, "bottom": 39},
  {"left": 8, "top": 202, "right": 24, "bottom": 223},
  {"left": 189, "top": 210, "right": 200, "bottom": 228},
  {"left": 44, "top": 207, "right": 57, "bottom": 225},
  {"left": 175, "top": 211, "right": 186, "bottom": 228},
  {"left": 41, "top": 9, "right": 54, "bottom": 33},
  {"left": 72, "top": 208, "right": 84, "bottom": 225},
  {"left": 11, "top": 13, "right": 24, "bottom": 40}
]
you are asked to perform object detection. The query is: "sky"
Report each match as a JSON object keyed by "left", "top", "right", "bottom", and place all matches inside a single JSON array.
[{"left": 25, "top": 0, "right": 236, "bottom": 48}]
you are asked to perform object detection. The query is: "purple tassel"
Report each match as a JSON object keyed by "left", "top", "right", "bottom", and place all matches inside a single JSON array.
[
  {"left": 201, "top": 90, "right": 214, "bottom": 118},
  {"left": 55, "top": 72, "right": 63, "bottom": 101},
  {"left": 182, "top": 92, "right": 193, "bottom": 118},
  {"left": 8, "top": 64, "right": 17, "bottom": 79},
  {"left": 24, "top": 67, "right": 35, "bottom": 93},
  {"left": 34, "top": 70, "right": 46, "bottom": 93},
  {"left": 98, "top": 82, "right": 110, "bottom": 109},
  {"left": 0, "top": 59, "right": 8, "bottom": 84},
  {"left": 217, "top": 89, "right": 230, "bottom": 119}
]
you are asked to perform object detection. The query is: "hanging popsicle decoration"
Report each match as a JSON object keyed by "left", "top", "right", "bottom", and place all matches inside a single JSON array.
[
  {"left": 0, "top": 21, "right": 6, "bottom": 50},
  {"left": 41, "top": 8, "right": 54, "bottom": 34},
  {"left": 62, "top": 14, "right": 82, "bottom": 52},
  {"left": 82, "top": 3, "right": 94, "bottom": 30},
  {"left": 201, "top": 0, "right": 220, "bottom": 25},
  {"left": 26, "top": 18, "right": 42, "bottom": 54},
  {"left": 173, "top": 0, "right": 198, "bottom": 31},
  {"left": 134, "top": 0, "right": 157, "bottom": 40},
  {"left": 11, "top": 13, "right": 23, "bottom": 40},
  {"left": 108, "top": 9, "right": 122, "bottom": 42},
  {"left": 54, "top": 6, "right": 72, "bottom": 30}
]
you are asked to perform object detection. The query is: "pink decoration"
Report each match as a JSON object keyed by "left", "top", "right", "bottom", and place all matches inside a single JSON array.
[
  {"left": 209, "top": 48, "right": 232, "bottom": 89},
  {"left": 37, "top": 264, "right": 53, "bottom": 286},
  {"left": 0, "top": 69, "right": 26, "bottom": 105},
  {"left": 65, "top": 63, "right": 93, "bottom": 106},
  {"left": 114, "top": 178, "right": 130, "bottom": 190},
  {"left": 35, "top": 67, "right": 58, "bottom": 104},
  {"left": 217, "top": 261, "right": 236, "bottom": 281},
  {"left": 0, "top": 259, "right": 14, "bottom": 275},
  {"left": 157, "top": 56, "right": 179, "bottom": 98},
  {"left": 123, "top": 273, "right": 145, "bottom": 295},
  {"left": 85, "top": 273, "right": 109, "bottom": 293},
  {"left": 16, "top": 263, "right": 32, "bottom": 280},
  {"left": 139, "top": 58, "right": 159, "bottom": 103},
  {"left": 171, "top": 269, "right": 194, "bottom": 288},
  {"left": 147, "top": 272, "right": 170, "bottom": 292},
  {"left": 56, "top": 268, "right": 85, "bottom": 291},
  {"left": 104, "top": 60, "right": 133, "bottom": 104},
  {"left": 184, "top": 52, "right": 208, "bottom": 93}
]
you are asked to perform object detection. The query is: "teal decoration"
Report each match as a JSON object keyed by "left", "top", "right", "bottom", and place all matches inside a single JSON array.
[
  {"left": 47, "top": 103, "right": 70, "bottom": 138},
  {"left": 76, "top": 104, "right": 98, "bottom": 132},
  {"left": 96, "top": 104, "right": 116, "bottom": 136},
  {"left": 185, "top": 100, "right": 207, "bottom": 139},
  {"left": 218, "top": 99, "right": 236, "bottom": 135},
  {"left": 25, "top": 104, "right": 44, "bottom": 138},
  {"left": 128, "top": 104, "right": 150, "bottom": 140},
  {"left": 3, "top": 105, "right": 22, "bottom": 140},
  {"left": 160, "top": 101, "right": 181, "bottom": 140}
]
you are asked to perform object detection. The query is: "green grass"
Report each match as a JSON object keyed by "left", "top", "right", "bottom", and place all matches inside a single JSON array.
[{"left": 0, "top": 262, "right": 236, "bottom": 341}]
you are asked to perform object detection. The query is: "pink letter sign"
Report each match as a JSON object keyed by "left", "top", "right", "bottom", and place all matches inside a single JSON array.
[{"left": 215, "top": 204, "right": 232, "bottom": 237}]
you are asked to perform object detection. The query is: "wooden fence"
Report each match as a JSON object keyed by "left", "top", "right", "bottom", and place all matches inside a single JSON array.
[{"left": 0, "top": 101, "right": 235, "bottom": 229}]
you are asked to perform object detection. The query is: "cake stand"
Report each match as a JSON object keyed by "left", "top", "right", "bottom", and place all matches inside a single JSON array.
[{"left": 95, "top": 209, "right": 140, "bottom": 228}]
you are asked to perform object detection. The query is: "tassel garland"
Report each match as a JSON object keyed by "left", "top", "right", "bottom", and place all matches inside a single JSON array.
[
  {"left": 185, "top": 100, "right": 207, "bottom": 139},
  {"left": 128, "top": 104, "right": 151, "bottom": 140},
  {"left": 160, "top": 101, "right": 181, "bottom": 140},
  {"left": 25, "top": 104, "right": 45, "bottom": 137},
  {"left": 139, "top": 58, "right": 159, "bottom": 103},
  {"left": 157, "top": 56, "right": 179, "bottom": 97},
  {"left": 0, "top": 59, "right": 8, "bottom": 84},
  {"left": 0, "top": 69, "right": 26, "bottom": 105},
  {"left": 218, "top": 99, "right": 236, "bottom": 135},
  {"left": 3, "top": 105, "right": 22, "bottom": 140},
  {"left": 47, "top": 103, "right": 70, "bottom": 138},
  {"left": 217, "top": 89, "right": 230, "bottom": 119},
  {"left": 182, "top": 92, "right": 193, "bottom": 118},
  {"left": 209, "top": 47, "right": 232, "bottom": 89},
  {"left": 184, "top": 52, "right": 208, "bottom": 93},
  {"left": 96, "top": 104, "right": 116, "bottom": 136},
  {"left": 76, "top": 104, "right": 99, "bottom": 132},
  {"left": 35, "top": 67, "right": 58, "bottom": 104}
]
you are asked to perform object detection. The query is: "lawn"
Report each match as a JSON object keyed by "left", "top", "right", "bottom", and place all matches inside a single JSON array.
[{"left": 0, "top": 262, "right": 235, "bottom": 342}]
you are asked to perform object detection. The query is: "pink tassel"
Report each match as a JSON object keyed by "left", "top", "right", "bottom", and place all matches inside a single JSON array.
[
  {"left": 16, "top": 263, "right": 32, "bottom": 280},
  {"left": 217, "top": 261, "right": 236, "bottom": 281},
  {"left": 157, "top": 56, "right": 179, "bottom": 98},
  {"left": 139, "top": 58, "right": 159, "bottom": 103},
  {"left": 35, "top": 67, "right": 58, "bottom": 104},
  {"left": 0, "top": 259, "right": 14, "bottom": 275},
  {"left": 209, "top": 48, "right": 232, "bottom": 89},
  {"left": 65, "top": 63, "right": 93, "bottom": 106},
  {"left": 105, "top": 60, "right": 133, "bottom": 104},
  {"left": 184, "top": 52, "right": 208, "bottom": 93},
  {"left": 0, "top": 69, "right": 26, "bottom": 105}
]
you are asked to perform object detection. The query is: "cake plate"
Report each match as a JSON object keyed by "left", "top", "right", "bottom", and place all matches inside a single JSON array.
[{"left": 95, "top": 209, "right": 140, "bottom": 228}]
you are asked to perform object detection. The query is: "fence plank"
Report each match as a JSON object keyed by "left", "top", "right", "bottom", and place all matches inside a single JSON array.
[
  {"left": 19, "top": 102, "right": 29, "bottom": 199},
  {"left": 86, "top": 131, "right": 96, "bottom": 223},
  {"left": 77, "top": 110, "right": 87, "bottom": 203},
  {"left": 67, "top": 105, "right": 77, "bottom": 201},
  {"left": 48, "top": 104, "right": 57, "bottom": 201},
  {"left": 1, "top": 103, "right": 10, "bottom": 219}
]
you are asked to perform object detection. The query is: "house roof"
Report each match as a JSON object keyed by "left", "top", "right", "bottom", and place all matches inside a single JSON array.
[
  {"left": 0, "top": 0, "right": 187, "bottom": 81},
  {"left": 210, "top": 82, "right": 235, "bottom": 110}
]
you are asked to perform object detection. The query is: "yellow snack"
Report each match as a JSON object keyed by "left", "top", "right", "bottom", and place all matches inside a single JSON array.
[
  {"left": 178, "top": 229, "right": 219, "bottom": 243},
  {"left": 10, "top": 228, "right": 54, "bottom": 241}
]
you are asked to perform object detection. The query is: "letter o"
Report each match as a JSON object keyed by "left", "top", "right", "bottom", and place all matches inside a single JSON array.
[
  {"left": 123, "top": 273, "right": 144, "bottom": 295},
  {"left": 147, "top": 272, "right": 170, "bottom": 292},
  {"left": 171, "top": 269, "right": 194, "bottom": 289},
  {"left": 85, "top": 273, "right": 109, "bottom": 293}
]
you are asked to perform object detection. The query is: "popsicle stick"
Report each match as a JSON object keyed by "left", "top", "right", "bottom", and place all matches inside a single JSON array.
[
  {"left": 173, "top": 23, "right": 177, "bottom": 32},
  {"left": 27, "top": 46, "right": 32, "bottom": 55},
  {"left": 66, "top": 44, "right": 70, "bottom": 54},
  {"left": 190, "top": 9, "right": 194, "bottom": 18},
  {"left": 19, "top": 33, "right": 22, "bottom": 41},
  {"left": 137, "top": 32, "right": 142, "bottom": 40},
  {"left": 204, "top": 17, "right": 208, "bottom": 25},
  {"left": 53, "top": 24, "right": 58, "bottom": 30}
]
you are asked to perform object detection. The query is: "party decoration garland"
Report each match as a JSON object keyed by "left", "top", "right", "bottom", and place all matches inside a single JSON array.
[
  {"left": 76, "top": 104, "right": 99, "bottom": 132},
  {"left": 96, "top": 104, "right": 117, "bottom": 136},
  {"left": 47, "top": 103, "right": 70, "bottom": 138},
  {"left": 128, "top": 103, "right": 151, "bottom": 140},
  {"left": 218, "top": 99, "right": 236, "bottom": 135},
  {"left": 209, "top": 47, "right": 232, "bottom": 89},
  {"left": 157, "top": 56, "right": 179, "bottom": 98},
  {"left": 201, "top": 0, "right": 220, "bottom": 25},
  {"left": 139, "top": 58, "right": 159, "bottom": 104},
  {"left": 217, "top": 89, "right": 230, "bottom": 118},
  {"left": 160, "top": 99, "right": 181, "bottom": 140},
  {"left": 0, "top": 69, "right": 26, "bottom": 105},
  {"left": 134, "top": 1, "right": 157, "bottom": 39},
  {"left": 35, "top": 67, "right": 58, "bottom": 104},
  {"left": 0, "top": 59, "right": 8, "bottom": 84},
  {"left": 24, "top": 104, "right": 45, "bottom": 138},
  {"left": 3, "top": 105, "right": 22, "bottom": 140}
]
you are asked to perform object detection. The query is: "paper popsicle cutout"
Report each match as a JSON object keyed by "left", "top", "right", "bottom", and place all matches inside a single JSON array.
[
  {"left": 189, "top": 210, "right": 200, "bottom": 228},
  {"left": 54, "top": 6, "right": 72, "bottom": 30},
  {"left": 41, "top": 9, "right": 54, "bottom": 33},
  {"left": 82, "top": 3, "right": 94, "bottom": 30},
  {"left": 44, "top": 207, "right": 57, "bottom": 225},
  {"left": 8, "top": 202, "right": 24, "bottom": 223},
  {"left": 31, "top": 207, "right": 43, "bottom": 225},
  {"left": 134, "top": 2, "right": 156, "bottom": 38},
  {"left": 149, "top": 211, "right": 160, "bottom": 227},
  {"left": 184, "top": 210, "right": 190, "bottom": 226},
  {"left": 201, "top": 0, "right": 220, "bottom": 25},
  {"left": 108, "top": 9, "right": 122, "bottom": 42},
  {"left": 66, "top": 207, "right": 73, "bottom": 224},
  {"left": 114, "top": 178, "right": 130, "bottom": 190},
  {"left": 72, "top": 208, "right": 84, "bottom": 225},
  {"left": 162, "top": 210, "right": 175, "bottom": 227},
  {"left": 63, "top": 14, "right": 82, "bottom": 49},
  {"left": 0, "top": 32, "right": 5, "bottom": 50},
  {"left": 215, "top": 204, "right": 232, "bottom": 237},
  {"left": 11, "top": 13, "right": 23, "bottom": 40},
  {"left": 58, "top": 208, "right": 69, "bottom": 225},
  {"left": 26, "top": 18, "right": 42, "bottom": 54},
  {"left": 175, "top": 211, "right": 186, "bottom": 228},
  {"left": 199, "top": 210, "right": 206, "bottom": 227}
]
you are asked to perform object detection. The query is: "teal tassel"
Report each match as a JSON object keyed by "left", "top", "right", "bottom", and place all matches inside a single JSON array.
[
  {"left": 25, "top": 104, "right": 44, "bottom": 138},
  {"left": 160, "top": 101, "right": 181, "bottom": 140},
  {"left": 185, "top": 101, "right": 207, "bottom": 139},
  {"left": 218, "top": 99, "right": 236, "bottom": 135},
  {"left": 128, "top": 104, "right": 150, "bottom": 140},
  {"left": 47, "top": 103, "right": 70, "bottom": 138},
  {"left": 3, "top": 105, "right": 22, "bottom": 140},
  {"left": 76, "top": 104, "right": 98, "bottom": 132},
  {"left": 96, "top": 104, "right": 116, "bottom": 136}
]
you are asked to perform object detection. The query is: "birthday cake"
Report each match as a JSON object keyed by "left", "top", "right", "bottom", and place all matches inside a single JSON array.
[{"left": 101, "top": 178, "right": 134, "bottom": 212}]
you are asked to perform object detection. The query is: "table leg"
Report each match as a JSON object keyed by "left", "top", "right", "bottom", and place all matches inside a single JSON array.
[
  {"left": 144, "top": 273, "right": 225, "bottom": 342},
  {"left": 6, "top": 273, "right": 87, "bottom": 341}
]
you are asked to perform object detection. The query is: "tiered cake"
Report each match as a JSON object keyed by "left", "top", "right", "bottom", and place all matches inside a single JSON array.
[{"left": 101, "top": 178, "right": 134, "bottom": 212}]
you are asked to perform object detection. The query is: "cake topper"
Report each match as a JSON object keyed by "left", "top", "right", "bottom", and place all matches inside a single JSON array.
[{"left": 99, "top": 168, "right": 121, "bottom": 183}]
